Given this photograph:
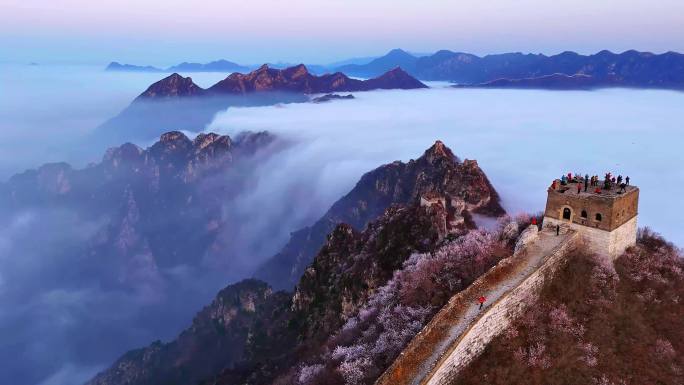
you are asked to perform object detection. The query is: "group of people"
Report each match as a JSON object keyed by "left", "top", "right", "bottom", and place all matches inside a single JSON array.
[
  {"left": 556, "top": 172, "right": 631, "bottom": 194},
  {"left": 600, "top": 172, "right": 631, "bottom": 193}
]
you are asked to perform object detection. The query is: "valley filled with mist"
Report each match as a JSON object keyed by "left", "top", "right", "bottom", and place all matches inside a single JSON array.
[{"left": 2, "top": 64, "right": 683, "bottom": 385}]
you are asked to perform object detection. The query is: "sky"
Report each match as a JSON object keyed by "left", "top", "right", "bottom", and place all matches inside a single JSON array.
[{"left": 1, "top": 0, "right": 684, "bottom": 65}]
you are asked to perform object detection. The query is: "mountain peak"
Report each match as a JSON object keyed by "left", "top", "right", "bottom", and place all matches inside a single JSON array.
[
  {"left": 159, "top": 130, "right": 191, "bottom": 144},
  {"left": 422, "top": 140, "right": 459, "bottom": 164},
  {"left": 283, "top": 63, "right": 310, "bottom": 78},
  {"left": 386, "top": 48, "right": 414, "bottom": 58},
  {"left": 365, "top": 67, "right": 428, "bottom": 89},
  {"left": 136, "top": 73, "right": 204, "bottom": 100}
]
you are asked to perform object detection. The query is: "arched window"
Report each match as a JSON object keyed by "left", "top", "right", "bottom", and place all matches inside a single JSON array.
[
  {"left": 581, "top": 210, "right": 587, "bottom": 218},
  {"left": 595, "top": 213, "right": 602, "bottom": 221},
  {"left": 563, "top": 207, "right": 572, "bottom": 220}
]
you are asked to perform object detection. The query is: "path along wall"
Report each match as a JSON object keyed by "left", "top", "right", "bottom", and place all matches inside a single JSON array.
[{"left": 375, "top": 230, "right": 579, "bottom": 385}]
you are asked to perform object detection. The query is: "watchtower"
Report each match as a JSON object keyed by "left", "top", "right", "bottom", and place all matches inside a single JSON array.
[{"left": 542, "top": 175, "right": 638, "bottom": 259}]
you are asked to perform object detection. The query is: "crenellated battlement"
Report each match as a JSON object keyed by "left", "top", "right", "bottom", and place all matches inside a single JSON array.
[{"left": 542, "top": 172, "right": 638, "bottom": 259}]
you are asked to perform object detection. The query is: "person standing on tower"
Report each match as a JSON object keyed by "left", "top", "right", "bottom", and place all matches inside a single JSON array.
[{"left": 584, "top": 174, "right": 589, "bottom": 191}]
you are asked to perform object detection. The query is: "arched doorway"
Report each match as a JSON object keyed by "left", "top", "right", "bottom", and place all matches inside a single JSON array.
[{"left": 562, "top": 207, "right": 572, "bottom": 220}]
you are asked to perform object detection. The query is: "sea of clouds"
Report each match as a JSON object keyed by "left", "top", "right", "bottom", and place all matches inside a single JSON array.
[
  {"left": 205, "top": 83, "right": 684, "bottom": 247},
  {"left": 2, "top": 68, "right": 683, "bottom": 385}
]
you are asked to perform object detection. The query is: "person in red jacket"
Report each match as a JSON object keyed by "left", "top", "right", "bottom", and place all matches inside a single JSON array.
[{"left": 478, "top": 296, "right": 486, "bottom": 310}]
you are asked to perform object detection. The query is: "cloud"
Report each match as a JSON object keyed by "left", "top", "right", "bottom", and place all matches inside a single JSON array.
[
  {"left": 2, "top": 78, "right": 683, "bottom": 385},
  {"left": 37, "top": 363, "right": 104, "bottom": 385},
  {"left": 206, "top": 85, "right": 684, "bottom": 247}
]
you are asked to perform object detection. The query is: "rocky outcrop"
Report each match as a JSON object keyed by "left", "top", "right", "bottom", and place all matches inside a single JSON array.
[
  {"left": 291, "top": 204, "right": 448, "bottom": 341},
  {"left": 2, "top": 129, "right": 277, "bottom": 286},
  {"left": 134, "top": 64, "right": 426, "bottom": 101},
  {"left": 256, "top": 140, "right": 505, "bottom": 290},
  {"left": 209, "top": 202, "right": 453, "bottom": 385},
  {"left": 206, "top": 64, "right": 426, "bottom": 95},
  {"left": 86, "top": 280, "right": 293, "bottom": 385},
  {"left": 515, "top": 224, "right": 540, "bottom": 253},
  {"left": 86, "top": 141, "right": 506, "bottom": 385},
  {"left": 136, "top": 73, "right": 206, "bottom": 99},
  {"left": 311, "top": 93, "right": 355, "bottom": 103},
  {"left": 86, "top": 199, "right": 454, "bottom": 385},
  {"left": 363, "top": 67, "right": 428, "bottom": 90},
  {"left": 97, "top": 65, "right": 425, "bottom": 144}
]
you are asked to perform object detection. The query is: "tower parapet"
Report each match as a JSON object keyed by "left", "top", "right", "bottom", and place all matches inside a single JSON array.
[{"left": 542, "top": 173, "right": 638, "bottom": 259}]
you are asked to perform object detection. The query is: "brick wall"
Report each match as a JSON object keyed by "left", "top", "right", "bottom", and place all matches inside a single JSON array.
[
  {"left": 423, "top": 233, "right": 578, "bottom": 385},
  {"left": 375, "top": 231, "right": 579, "bottom": 385},
  {"left": 543, "top": 188, "right": 638, "bottom": 231},
  {"left": 543, "top": 215, "right": 636, "bottom": 260}
]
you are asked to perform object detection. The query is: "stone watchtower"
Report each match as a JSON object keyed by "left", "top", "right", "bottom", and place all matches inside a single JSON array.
[{"left": 542, "top": 175, "right": 639, "bottom": 259}]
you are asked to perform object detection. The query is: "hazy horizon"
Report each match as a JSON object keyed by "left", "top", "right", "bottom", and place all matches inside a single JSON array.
[{"left": 2, "top": 0, "right": 684, "bottom": 66}]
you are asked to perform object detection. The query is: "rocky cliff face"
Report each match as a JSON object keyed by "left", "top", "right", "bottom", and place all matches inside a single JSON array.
[
  {"left": 291, "top": 204, "right": 448, "bottom": 341},
  {"left": 257, "top": 140, "right": 504, "bottom": 290},
  {"left": 206, "top": 64, "right": 427, "bottom": 95},
  {"left": 1, "top": 129, "right": 278, "bottom": 301},
  {"left": 134, "top": 64, "right": 426, "bottom": 100},
  {"left": 86, "top": 141, "right": 506, "bottom": 385},
  {"left": 136, "top": 73, "right": 206, "bottom": 99},
  {"left": 86, "top": 279, "right": 293, "bottom": 385},
  {"left": 96, "top": 65, "right": 426, "bottom": 145},
  {"left": 88, "top": 200, "right": 454, "bottom": 385},
  {"left": 363, "top": 67, "right": 427, "bottom": 89}
]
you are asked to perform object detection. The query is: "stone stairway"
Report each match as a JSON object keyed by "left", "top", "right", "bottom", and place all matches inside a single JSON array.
[{"left": 375, "top": 226, "right": 578, "bottom": 385}]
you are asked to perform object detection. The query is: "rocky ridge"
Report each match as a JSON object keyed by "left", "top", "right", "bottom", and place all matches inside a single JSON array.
[
  {"left": 336, "top": 49, "right": 684, "bottom": 89},
  {"left": 135, "top": 64, "right": 426, "bottom": 100},
  {"left": 98, "top": 65, "right": 425, "bottom": 144},
  {"left": 85, "top": 140, "right": 506, "bottom": 385},
  {"left": 256, "top": 140, "right": 505, "bottom": 290},
  {"left": 87, "top": 191, "right": 463, "bottom": 385},
  {"left": 2, "top": 129, "right": 277, "bottom": 291}
]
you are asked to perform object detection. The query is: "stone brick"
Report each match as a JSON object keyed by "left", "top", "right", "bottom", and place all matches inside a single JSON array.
[{"left": 543, "top": 182, "right": 638, "bottom": 260}]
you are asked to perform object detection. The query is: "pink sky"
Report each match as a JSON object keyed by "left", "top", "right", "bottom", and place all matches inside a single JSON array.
[{"left": 1, "top": 0, "right": 683, "bottom": 64}]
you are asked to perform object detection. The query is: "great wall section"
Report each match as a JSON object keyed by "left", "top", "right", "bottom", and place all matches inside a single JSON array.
[{"left": 375, "top": 225, "right": 580, "bottom": 385}]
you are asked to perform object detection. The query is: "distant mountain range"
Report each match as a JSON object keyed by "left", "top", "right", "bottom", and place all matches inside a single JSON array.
[
  {"left": 106, "top": 60, "right": 250, "bottom": 73},
  {"left": 106, "top": 60, "right": 329, "bottom": 75},
  {"left": 107, "top": 48, "right": 684, "bottom": 90},
  {"left": 337, "top": 48, "right": 684, "bottom": 90},
  {"left": 454, "top": 73, "right": 619, "bottom": 90},
  {"left": 94, "top": 64, "right": 426, "bottom": 145},
  {"left": 136, "top": 64, "right": 426, "bottom": 100}
]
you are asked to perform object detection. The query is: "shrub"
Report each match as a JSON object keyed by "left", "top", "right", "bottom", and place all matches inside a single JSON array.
[{"left": 295, "top": 222, "right": 515, "bottom": 385}]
